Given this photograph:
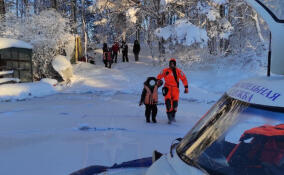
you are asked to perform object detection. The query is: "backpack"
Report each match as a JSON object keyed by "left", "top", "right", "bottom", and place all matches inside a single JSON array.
[{"left": 227, "top": 124, "right": 284, "bottom": 167}]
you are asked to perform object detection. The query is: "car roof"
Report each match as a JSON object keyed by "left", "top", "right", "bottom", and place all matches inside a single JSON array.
[{"left": 227, "top": 76, "right": 284, "bottom": 108}]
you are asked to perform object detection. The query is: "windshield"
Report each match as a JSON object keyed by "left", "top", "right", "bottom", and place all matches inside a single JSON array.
[
  {"left": 177, "top": 94, "right": 284, "bottom": 175},
  {"left": 256, "top": 0, "right": 284, "bottom": 22}
]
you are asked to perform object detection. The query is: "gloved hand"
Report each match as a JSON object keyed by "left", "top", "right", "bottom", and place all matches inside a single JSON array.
[
  {"left": 184, "top": 88, "right": 189, "bottom": 94},
  {"left": 157, "top": 80, "right": 163, "bottom": 87}
]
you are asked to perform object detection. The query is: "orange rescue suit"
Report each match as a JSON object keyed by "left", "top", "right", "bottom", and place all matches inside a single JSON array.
[{"left": 157, "top": 67, "right": 188, "bottom": 112}]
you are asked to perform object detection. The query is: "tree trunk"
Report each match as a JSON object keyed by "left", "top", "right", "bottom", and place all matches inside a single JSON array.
[
  {"left": 51, "top": 0, "right": 57, "bottom": 10},
  {"left": 0, "top": 0, "right": 5, "bottom": 35},
  {"left": 21, "top": 0, "right": 28, "bottom": 17},
  {"left": 0, "top": 0, "right": 5, "bottom": 15},
  {"left": 71, "top": 0, "right": 77, "bottom": 33},
  {"left": 17, "top": 0, "right": 19, "bottom": 16},
  {"left": 252, "top": 11, "right": 264, "bottom": 43},
  {"left": 81, "top": 0, "right": 87, "bottom": 59}
]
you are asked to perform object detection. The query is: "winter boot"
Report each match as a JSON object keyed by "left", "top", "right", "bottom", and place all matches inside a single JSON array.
[
  {"left": 152, "top": 110, "right": 157, "bottom": 123},
  {"left": 167, "top": 112, "right": 173, "bottom": 124},
  {"left": 172, "top": 111, "right": 176, "bottom": 122},
  {"left": 146, "top": 116, "right": 150, "bottom": 123}
]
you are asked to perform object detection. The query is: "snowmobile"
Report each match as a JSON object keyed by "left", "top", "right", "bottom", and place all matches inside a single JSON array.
[{"left": 70, "top": 0, "right": 284, "bottom": 174}]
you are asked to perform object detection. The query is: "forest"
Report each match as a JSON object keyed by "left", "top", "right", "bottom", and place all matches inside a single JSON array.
[{"left": 0, "top": 0, "right": 269, "bottom": 79}]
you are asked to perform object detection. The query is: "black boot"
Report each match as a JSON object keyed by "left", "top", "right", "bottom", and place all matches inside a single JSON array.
[
  {"left": 152, "top": 105, "right": 158, "bottom": 123},
  {"left": 146, "top": 118, "right": 150, "bottom": 123},
  {"left": 172, "top": 111, "right": 176, "bottom": 122},
  {"left": 167, "top": 112, "right": 173, "bottom": 124}
]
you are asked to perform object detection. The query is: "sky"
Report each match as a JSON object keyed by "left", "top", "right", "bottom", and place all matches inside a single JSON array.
[{"left": 0, "top": 40, "right": 267, "bottom": 175}]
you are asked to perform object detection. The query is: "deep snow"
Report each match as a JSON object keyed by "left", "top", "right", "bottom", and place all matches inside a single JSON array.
[{"left": 0, "top": 44, "right": 266, "bottom": 175}]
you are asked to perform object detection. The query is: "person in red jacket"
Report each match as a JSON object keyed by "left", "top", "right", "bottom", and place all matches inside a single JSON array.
[
  {"left": 157, "top": 58, "right": 188, "bottom": 124},
  {"left": 111, "top": 41, "right": 120, "bottom": 63}
]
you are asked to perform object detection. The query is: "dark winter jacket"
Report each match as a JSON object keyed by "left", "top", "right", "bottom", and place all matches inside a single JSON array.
[
  {"left": 121, "top": 43, "right": 128, "bottom": 54},
  {"left": 133, "top": 40, "right": 140, "bottom": 54},
  {"left": 140, "top": 77, "right": 158, "bottom": 105},
  {"left": 103, "top": 43, "right": 108, "bottom": 53},
  {"left": 104, "top": 48, "right": 112, "bottom": 61}
]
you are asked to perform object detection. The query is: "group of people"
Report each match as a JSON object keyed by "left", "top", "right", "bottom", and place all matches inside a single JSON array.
[
  {"left": 103, "top": 40, "right": 188, "bottom": 125},
  {"left": 139, "top": 58, "right": 188, "bottom": 124},
  {"left": 102, "top": 40, "right": 141, "bottom": 68}
]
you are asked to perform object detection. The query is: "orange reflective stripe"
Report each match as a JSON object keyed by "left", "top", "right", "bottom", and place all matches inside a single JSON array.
[
  {"left": 144, "top": 85, "right": 151, "bottom": 104},
  {"left": 144, "top": 85, "right": 158, "bottom": 105},
  {"left": 152, "top": 85, "right": 158, "bottom": 104}
]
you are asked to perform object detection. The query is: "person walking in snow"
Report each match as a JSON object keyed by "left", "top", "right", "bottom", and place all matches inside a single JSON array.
[
  {"left": 157, "top": 58, "right": 188, "bottom": 124},
  {"left": 102, "top": 43, "right": 108, "bottom": 61},
  {"left": 121, "top": 41, "right": 129, "bottom": 62},
  {"left": 133, "top": 40, "right": 141, "bottom": 61},
  {"left": 139, "top": 77, "right": 162, "bottom": 123},
  {"left": 102, "top": 43, "right": 112, "bottom": 68},
  {"left": 112, "top": 41, "right": 120, "bottom": 63}
]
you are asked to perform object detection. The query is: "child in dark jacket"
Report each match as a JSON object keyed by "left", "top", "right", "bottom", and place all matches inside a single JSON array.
[
  {"left": 103, "top": 47, "right": 112, "bottom": 68},
  {"left": 139, "top": 77, "right": 162, "bottom": 123}
]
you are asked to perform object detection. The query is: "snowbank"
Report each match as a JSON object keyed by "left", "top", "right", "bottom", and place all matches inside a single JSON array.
[
  {"left": 0, "top": 45, "right": 265, "bottom": 103},
  {"left": 52, "top": 55, "right": 73, "bottom": 81},
  {"left": 0, "top": 38, "right": 33, "bottom": 49},
  {"left": 0, "top": 78, "right": 59, "bottom": 101}
]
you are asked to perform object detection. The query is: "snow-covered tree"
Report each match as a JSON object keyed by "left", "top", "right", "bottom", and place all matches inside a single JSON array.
[
  {"left": 1, "top": 9, "right": 74, "bottom": 80},
  {"left": 89, "top": 0, "right": 139, "bottom": 43},
  {"left": 154, "top": 0, "right": 269, "bottom": 66}
]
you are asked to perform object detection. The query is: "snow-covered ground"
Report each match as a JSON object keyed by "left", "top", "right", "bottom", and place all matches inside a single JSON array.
[{"left": 0, "top": 45, "right": 266, "bottom": 175}]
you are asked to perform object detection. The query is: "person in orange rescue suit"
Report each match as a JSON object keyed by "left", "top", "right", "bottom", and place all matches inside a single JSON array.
[
  {"left": 157, "top": 58, "right": 188, "bottom": 124},
  {"left": 139, "top": 77, "right": 163, "bottom": 123}
]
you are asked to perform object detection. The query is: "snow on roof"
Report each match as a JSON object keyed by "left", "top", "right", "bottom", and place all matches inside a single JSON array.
[
  {"left": 0, "top": 38, "right": 33, "bottom": 50},
  {"left": 0, "top": 70, "right": 13, "bottom": 76}
]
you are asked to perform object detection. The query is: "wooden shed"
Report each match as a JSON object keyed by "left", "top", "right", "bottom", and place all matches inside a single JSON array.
[{"left": 0, "top": 38, "right": 33, "bottom": 82}]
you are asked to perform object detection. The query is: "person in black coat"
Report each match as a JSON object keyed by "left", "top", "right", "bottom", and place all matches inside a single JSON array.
[
  {"left": 102, "top": 43, "right": 112, "bottom": 68},
  {"left": 121, "top": 41, "right": 129, "bottom": 62},
  {"left": 102, "top": 43, "right": 108, "bottom": 65},
  {"left": 133, "top": 40, "right": 141, "bottom": 61},
  {"left": 102, "top": 43, "right": 108, "bottom": 53}
]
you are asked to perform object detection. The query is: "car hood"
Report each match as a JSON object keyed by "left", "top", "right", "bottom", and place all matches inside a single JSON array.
[{"left": 146, "top": 151, "right": 207, "bottom": 175}]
